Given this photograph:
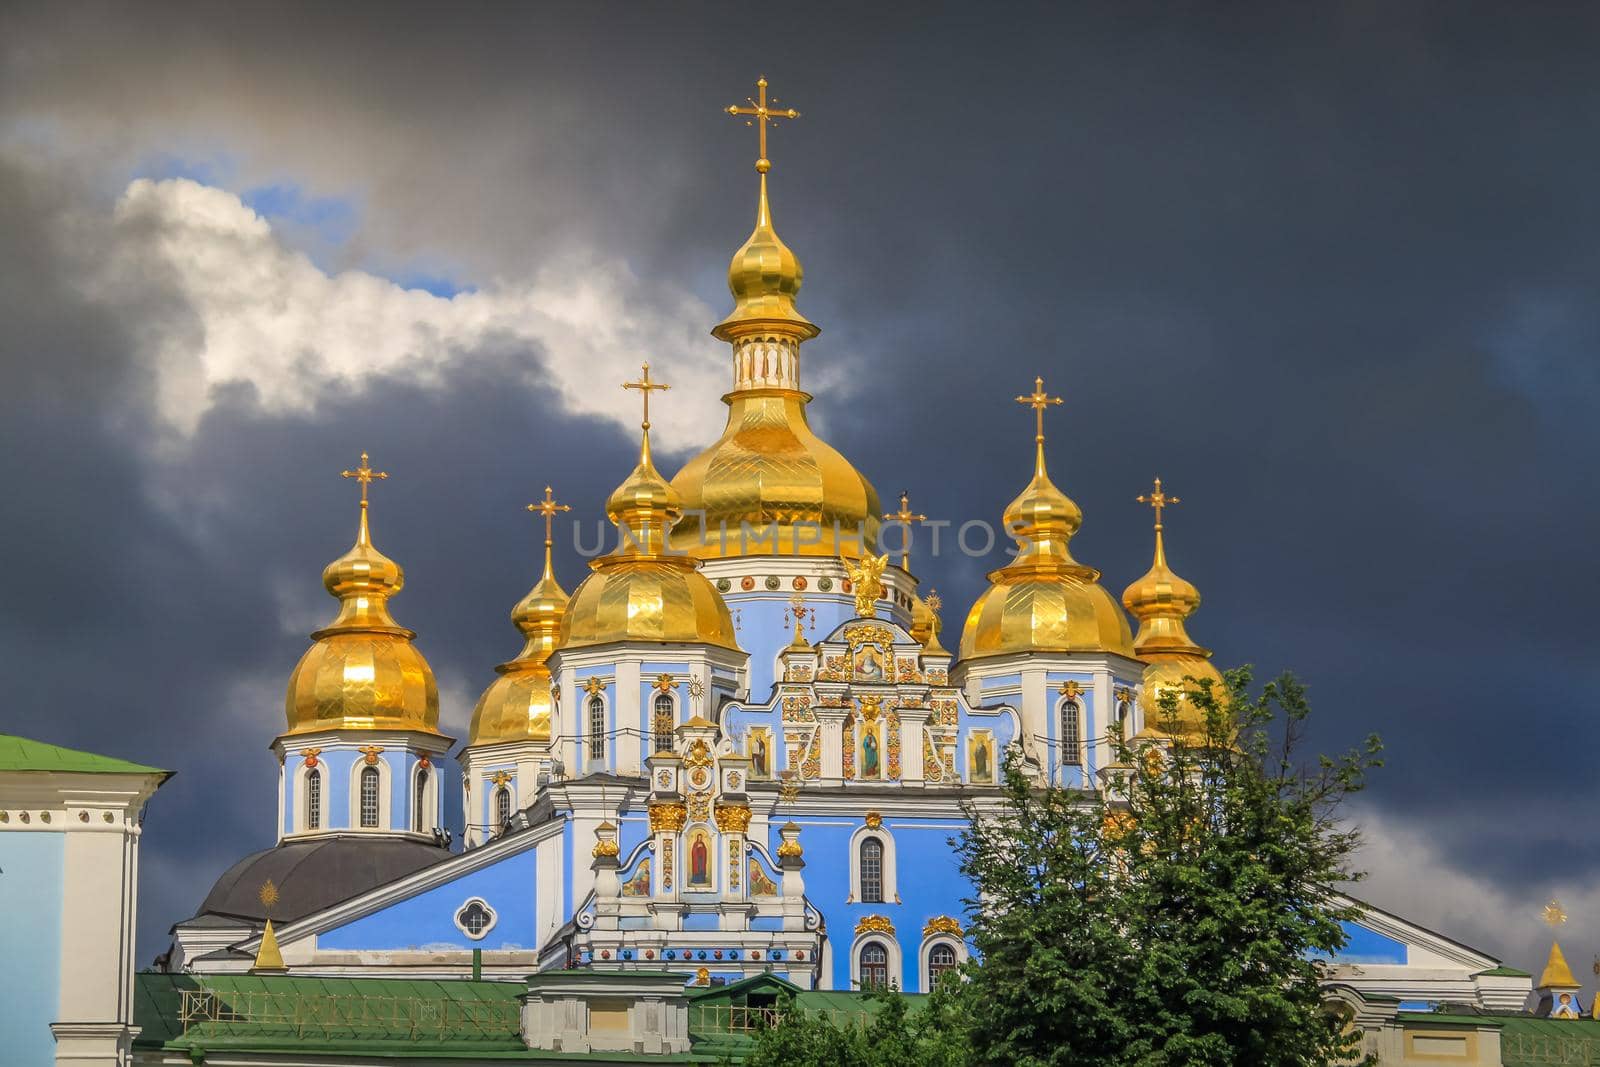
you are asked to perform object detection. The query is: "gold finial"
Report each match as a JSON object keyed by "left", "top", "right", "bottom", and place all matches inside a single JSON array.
[
  {"left": 925, "top": 588, "right": 942, "bottom": 616},
  {"left": 341, "top": 451, "right": 389, "bottom": 508},
  {"left": 726, "top": 76, "right": 800, "bottom": 175},
  {"left": 1137, "top": 477, "right": 1181, "bottom": 531},
  {"left": 527, "top": 485, "right": 571, "bottom": 575},
  {"left": 882, "top": 490, "right": 927, "bottom": 570},
  {"left": 1544, "top": 900, "right": 1569, "bottom": 928},
  {"left": 1014, "top": 377, "right": 1064, "bottom": 477},
  {"left": 623, "top": 362, "right": 671, "bottom": 433},
  {"left": 784, "top": 593, "right": 813, "bottom": 643}
]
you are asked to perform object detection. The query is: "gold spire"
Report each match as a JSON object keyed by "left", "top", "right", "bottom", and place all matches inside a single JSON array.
[
  {"left": 562, "top": 372, "right": 739, "bottom": 650},
  {"left": 1540, "top": 941, "right": 1580, "bottom": 989},
  {"left": 671, "top": 78, "right": 879, "bottom": 559},
  {"left": 960, "top": 378, "right": 1133, "bottom": 661},
  {"left": 714, "top": 78, "right": 815, "bottom": 343},
  {"left": 252, "top": 880, "right": 286, "bottom": 972},
  {"left": 284, "top": 452, "right": 441, "bottom": 736},
  {"left": 469, "top": 486, "right": 574, "bottom": 746},
  {"left": 883, "top": 490, "right": 927, "bottom": 571},
  {"left": 1122, "top": 479, "right": 1223, "bottom": 743}
]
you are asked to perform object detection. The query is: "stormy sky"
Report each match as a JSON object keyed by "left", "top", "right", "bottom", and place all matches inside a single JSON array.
[{"left": 3, "top": 2, "right": 1597, "bottom": 977}]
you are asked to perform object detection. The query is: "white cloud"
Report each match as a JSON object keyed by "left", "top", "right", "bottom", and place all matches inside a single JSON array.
[
  {"left": 97, "top": 177, "right": 729, "bottom": 452},
  {"left": 1352, "top": 803, "right": 1598, "bottom": 993}
]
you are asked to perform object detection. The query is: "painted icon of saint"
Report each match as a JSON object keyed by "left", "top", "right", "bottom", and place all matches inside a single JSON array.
[
  {"left": 690, "top": 834, "right": 709, "bottom": 887},
  {"left": 752, "top": 734, "right": 768, "bottom": 777},
  {"left": 863, "top": 732, "right": 881, "bottom": 778},
  {"left": 973, "top": 740, "right": 990, "bottom": 781},
  {"left": 856, "top": 646, "right": 882, "bottom": 681}
]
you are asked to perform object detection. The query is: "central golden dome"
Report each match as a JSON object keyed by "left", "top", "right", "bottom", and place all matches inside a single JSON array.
[
  {"left": 285, "top": 460, "right": 441, "bottom": 736},
  {"left": 564, "top": 389, "right": 740, "bottom": 650},
  {"left": 960, "top": 382, "right": 1134, "bottom": 662},
  {"left": 669, "top": 171, "right": 880, "bottom": 559}
]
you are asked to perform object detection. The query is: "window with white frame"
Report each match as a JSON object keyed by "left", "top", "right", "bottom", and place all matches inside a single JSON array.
[
  {"left": 1060, "top": 699, "right": 1083, "bottom": 765},
  {"left": 453, "top": 897, "right": 497, "bottom": 941},
  {"left": 495, "top": 784, "right": 512, "bottom": 830},
  {"left": 859, "top": 941, "right": 889, "bottom": 989},
  {"left": 305, "top": 768, "right": 322, "bottom": 830},
  {"left": 859, "top": 838, "right": 884, "bottom": 903},
  {"left": 413, "top": 767, "right": 430, "bottom": 832},
  {"left": 652, "top": 692, "right": 675, "bottom": 753},
  {"left": 927, "top": 942, "right": 959, "bottom": 986},
  {"left": 588, "top": 694, "right": 606, "bottom": 759},
  {"left": 359, "top": 765, "right": 380, "bottom": 827}
]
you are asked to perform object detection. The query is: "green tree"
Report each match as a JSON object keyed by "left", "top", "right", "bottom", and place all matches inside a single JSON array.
[
  {"left": 743, "top": 984, "right": 970, "bottom": 1067},
  {"left": 955, "top": 667, "right": 1381, "bottom": 1067}
]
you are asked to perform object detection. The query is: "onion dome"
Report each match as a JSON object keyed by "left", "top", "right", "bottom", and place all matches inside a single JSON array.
[
  {"left": 563, "top": 368, "right": 740, "bottom": 650},
  {"left": 285, "top": 454, "right": 441, "bottom": 736},
  {"left": 1122, "top": 479, "right": 1225, "bottom": 742},
  {"left": 469, "top": 488, "right": 572, "bottom": 746},
  {"left": 670, "top": 90, "right": 879, "bottom": 560},
  {"left": 960, "top": 380, "right": 1134, "bottom": 661}
]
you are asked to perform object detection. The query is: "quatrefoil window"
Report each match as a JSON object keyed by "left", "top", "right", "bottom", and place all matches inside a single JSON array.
[{"left": 454, "top": 898, "right": 497, "bottom": 941}]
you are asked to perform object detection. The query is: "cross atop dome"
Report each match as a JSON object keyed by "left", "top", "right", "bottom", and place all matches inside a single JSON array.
[
  {"left": 1137, "top": 477, "right": 1181, "bottom": 531},
  {"left": 726, "top": 76, "right": 800, "bottom": 174},
  {"left": 341, "top": 450, "right": 388, "bottom": 508}
]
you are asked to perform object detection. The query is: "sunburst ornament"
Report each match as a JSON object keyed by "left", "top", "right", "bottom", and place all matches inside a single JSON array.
[
  {"left": 1543, "top": 899, "right": 1568, "bottom": 928},
  {"left": 258, "top": 879, "right": 280, "bottom": 915}
]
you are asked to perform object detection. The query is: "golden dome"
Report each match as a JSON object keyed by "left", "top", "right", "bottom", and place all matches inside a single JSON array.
[
  {"left": 959, "top": 380, "right": 1134, "bottom": 662},
  {"left": 564, "top": 372, "right": 740, "bottom": 650},
  {"left": 669, "top": 163, "right": 879, "bottom": 559},
  {"left": 1123, "top": 480, "right": 1223, "bottom": 742},
  {"left": 469, "top": 488, "right": 571, "bottom": 746},
  {"left": 285, "top": 455, "right": 441, "bottom": 736}
]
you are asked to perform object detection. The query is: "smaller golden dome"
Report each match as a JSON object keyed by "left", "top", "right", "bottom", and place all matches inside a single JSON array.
[
  {"left": 285, "top": 455, "right": 440, "bottom": 736},
  {"left": 563, "top": 373, "right": 740, "bottom": 651},
  {"left": 960, "top": 380, "right": 1134, "bottom": 662},
  {"left": 469, "top": 488, "right": 572, "bottom": 746},
  {"left": 1123, "top": 480, "right": 1223, "bottom": 743},
  {"left": 713, "top": 171, "right": 817, "bottom": 344}
]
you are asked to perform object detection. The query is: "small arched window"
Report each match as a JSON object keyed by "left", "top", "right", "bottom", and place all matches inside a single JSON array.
[
  {"left": 359, "top": 765, "right": 381, "bottom": 828},
  {"left": 495, "top": 784, "right": 512, "bottom": 830},
  {"left": 588, "top": 694, "right": 606, "bottom": 759},
  {"left": 413, "top": 767, "right": 429, "bottom": 832},
  {"left": 859, "top": 838, "right": 884, "bottom": 903},
  {"left": 928, "top": 943, "right": 958, "bottom": 986},
  {"left": 859, "top": 942, "right": 889, "bottom": 989},
  {"left": 305, "top": 768, "right": 322, "bottom": 830},
  {"left": 1060, "top": 700, "right": 1082, "bottom": 766},
  {"left": 652, "top": 692, "right": 675, "bottom": 753}
]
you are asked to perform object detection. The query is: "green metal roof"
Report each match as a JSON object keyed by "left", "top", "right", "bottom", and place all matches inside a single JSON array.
[{"left": 0, "top": 734, "right": 167, "bottom": 776}]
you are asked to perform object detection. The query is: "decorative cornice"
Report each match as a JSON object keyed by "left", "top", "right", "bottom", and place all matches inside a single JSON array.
[{"left": 855, "top": 914, "right": 895, "bottom": 936}]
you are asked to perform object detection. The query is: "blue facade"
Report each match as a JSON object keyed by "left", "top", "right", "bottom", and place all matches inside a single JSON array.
[
  {"left": 0, "top": 832, "right": 64, "bottom": 1067},
  {"left": 321, "top": 847, "right": 542, "bottom": 951}
]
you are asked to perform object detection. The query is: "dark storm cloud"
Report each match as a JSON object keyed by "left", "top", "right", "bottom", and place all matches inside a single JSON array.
[{"left": 2, "top": 1, "right": 1598, "bottom": 972}]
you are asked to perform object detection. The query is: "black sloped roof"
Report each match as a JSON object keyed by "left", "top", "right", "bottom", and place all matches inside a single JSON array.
[{"left": 193, "top": 835, "right": 449, "bottom": 924}]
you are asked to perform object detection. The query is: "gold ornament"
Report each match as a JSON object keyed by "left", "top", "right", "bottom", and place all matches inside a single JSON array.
[
  {"left": 864, "top": 811, "right": 883, "bottom": 829},
  {"left": 847, "top": 554, "right": 889, "bottom": 617},
  {"left": 592, "top": 837, "right": 620, "bottom": 859},
  {"left": 654, "top": 673, "right": 676, "bottom": 692},
  {"left": 882, "top": 491, "right": 927, "bottom": 571},
  {"left": 714, "top": 805, "right": 753, "bottom": 833},
  {"left": 855, "top": 914, "right": 895, "bottom": 936},
  {"left": 359, "top": 746, "right": 384, "bottom": 766},
  {"left": 648, "top": 803, "right": 688, "bottom": 834},
  {"left": 923, "top": 915, "right": 962, "bottom": 938}
]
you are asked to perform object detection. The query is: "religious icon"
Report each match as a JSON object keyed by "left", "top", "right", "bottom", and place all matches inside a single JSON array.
[
  {"left": 971, "top": 736, "right": 992, "bottom": 782},
  {"left": 689, "top": 831, "right": 711, "bottom": 888},
  {"left": 862, "top": 731, "right": 881, "bottom": 778},
  {"left": 751, "top": 731, "right": 769, "bottom": 778},
  {"left": 1554, "top": 991, "right": 1582, "bottom": 1019},
  {"left": 855, "top": 645, "right": 884, "bottom": 681}
]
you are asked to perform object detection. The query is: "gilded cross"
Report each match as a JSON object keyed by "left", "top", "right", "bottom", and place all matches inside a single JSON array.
[
  {"left": 527, "top": 485, "right": 571, "bottom": 551},
  {"left": 623, "top": 362, "right": 671, "bottom": 432},
  {"left": 882, "top": 490, "right": 927, "bottom": 569},
  {"left": 1544, "top": 900, "right": 1568, "bottom": 928},
  {"left": 1136, "top": 477, "right": 1180, "bottom": 530},
  {"left": 726, "top": 77, "right": 800, "bottom": 174},
  {"left": 341, "top": 450, "right": 388, "bottom": 507},
  {"left": 1014, "top": 376, "right": 1064, "bottom": 446}
]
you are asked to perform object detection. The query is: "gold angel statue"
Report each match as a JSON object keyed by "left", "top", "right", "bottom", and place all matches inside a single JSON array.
[{"left": 848, "top": 553, "right": 890, "bottom": 617}]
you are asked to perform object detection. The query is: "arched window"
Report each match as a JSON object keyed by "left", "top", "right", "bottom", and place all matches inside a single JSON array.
[
  {"left": 859, "top": 838, "right": 884, "bottom": 903},
  {"left": 652, "top": 692, "right": 675, "bottom": 753},
  {"left": 1060, "top": 700, "right": 1082, "bottom": 765},
  {"left": 305, "top": 768, "right": 322, "bottom": 830},
  {"left": 588, "top": 694, "right": 606, "bottom": 759},
  {"left": 859, "top": 942, "right": 889, "bottom": 989},
  {"left": 928, "top": 943, "right": 958, "bottom": 986},
  {"left": 359, "top": 765, "right": 380, "bottom": 828},
  {"left": 495, "top": 784, "right": 512, "bottom": 830},
  {"left": 413, "top": 767, "right": 429, "bottom": 832}
]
